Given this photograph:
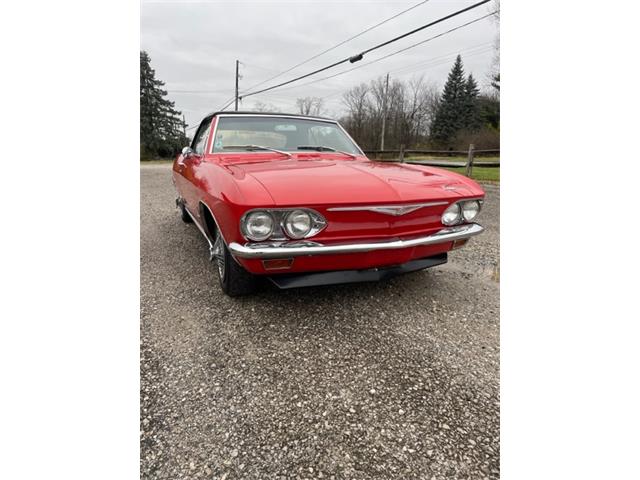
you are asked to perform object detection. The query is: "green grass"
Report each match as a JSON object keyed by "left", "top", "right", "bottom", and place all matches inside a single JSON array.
[
  {"left": 440, "top": 166, "right": 500, "bottom": 183},
  {"left": 405, "top": 155, "right": 500, "bottom": 163}
]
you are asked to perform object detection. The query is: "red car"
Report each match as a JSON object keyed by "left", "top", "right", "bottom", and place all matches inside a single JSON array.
[{"left": 173, "top": 112, "right": 485, "bottom": 296}]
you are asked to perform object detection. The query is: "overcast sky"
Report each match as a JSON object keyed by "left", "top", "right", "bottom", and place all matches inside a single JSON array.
[{"left": 141, "top": 0, "right": 498, "bottom": 130}]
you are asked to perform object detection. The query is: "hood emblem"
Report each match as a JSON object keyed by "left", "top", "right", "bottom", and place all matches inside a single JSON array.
[{"left": 328, "top": 201, "right": 448, "bottom": 216}]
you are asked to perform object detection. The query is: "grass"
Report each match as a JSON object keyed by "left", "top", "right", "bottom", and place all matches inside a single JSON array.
[
  {"left": 404, "top": 155, "right": 500, "bottom": 164},
  {"left": 380, "top": 155, "right": 500, "bottom": 183},
  {"left": 440, "top": 166, "right": 500, "bottom": 183}
]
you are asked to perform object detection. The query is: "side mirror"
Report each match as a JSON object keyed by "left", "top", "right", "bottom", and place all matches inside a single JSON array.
[{"left": 182, "top": 146, "right": 194, "bottom": 157}]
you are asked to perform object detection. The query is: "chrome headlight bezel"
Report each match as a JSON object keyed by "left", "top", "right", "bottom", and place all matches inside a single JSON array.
[
  {"left": 461, "top": 200, "right": 481, "bottom": 222},
  {"left": 441, "top": 199, "right": 483, "bottom": 226},
  {"left": 240, "top": 210, "right": 275, "bottom": 241},
  {"left": 441, "top": 203, "right": 462, "bottom": 226},
  {"left": 283, "top": 209, "right": 313, "bottom": 239},
  {"left": 240, "top": 208, "right": 327, "bottom": 242}
]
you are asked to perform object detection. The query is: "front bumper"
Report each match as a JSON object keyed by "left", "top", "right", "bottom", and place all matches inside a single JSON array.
[
  {"left": 268, "top": 253, "right": 448, "bottom": 289},
  {"left": 229, "top": 223, "right": 484, "bottom": 259}
]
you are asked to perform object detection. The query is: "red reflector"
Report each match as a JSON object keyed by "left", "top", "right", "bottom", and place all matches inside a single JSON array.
[
  {"left": 452, "top": 239, "right": 469, "bottom": 249},
  {"left": 262, "top": 258, "right": 294, "bottom": 270}
]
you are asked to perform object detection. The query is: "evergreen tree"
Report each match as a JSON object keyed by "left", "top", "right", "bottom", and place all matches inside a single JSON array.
[
  {"left": 491, "top": 73, "right": 500, "bottom": 93},
  {"left": 463, "top": 73, "right": 481, "bottom": 131},
  {"left": 140, "top": 51, "right": 186, "bottom": 158},
  {"left": 430, "top": 55, "right": 468, "bottom": 145},
  {"left": 478, "top": 94, "right": 500, "bottom": 130}
]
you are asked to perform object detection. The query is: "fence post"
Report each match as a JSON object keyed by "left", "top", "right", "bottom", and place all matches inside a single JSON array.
[
  {"left": 399, "top": 144, "right": 405, "bottom": 163},
  {"left": 465, "top": 143, "right": 475, "bottom": 177}
]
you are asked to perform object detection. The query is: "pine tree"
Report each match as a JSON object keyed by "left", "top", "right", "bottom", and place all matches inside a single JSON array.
[
  {"left": 463, "top": 73, "right": 481, "bottom": 131},
  {"left": 491, "top": 73, "right": 500, "bottom": 93},
  {"left": 140, "top": 51, "right": 186, "bottom": 158},
  {"left": 430, "top": 55, "right": 468, "bottom": 145}
]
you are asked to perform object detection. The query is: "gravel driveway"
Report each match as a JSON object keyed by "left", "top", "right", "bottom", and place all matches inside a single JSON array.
[{"left": 140, "top": 163, "right": 500, "bottom": 480}]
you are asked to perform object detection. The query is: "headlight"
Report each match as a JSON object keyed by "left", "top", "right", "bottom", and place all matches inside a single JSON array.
[
  {"left": 461, "top": 200, "right": 481, "bottom": 222},
  {"left": 284, "top": 209, "right": 312, "bottom": 239},
  {"left": 441, "top": 203, "right": 461, "bottom": 225},
  {"left": 241, "top": 210, "right": 274, "bottom": 241}
]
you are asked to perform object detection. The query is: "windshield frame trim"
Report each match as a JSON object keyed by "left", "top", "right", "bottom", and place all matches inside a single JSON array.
[{"left": 208, "top": 114, "right": 365, "bottom": 156}]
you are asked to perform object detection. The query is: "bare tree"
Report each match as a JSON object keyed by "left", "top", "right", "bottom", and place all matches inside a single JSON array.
[
  {"left": 336, "top": 57, "right": 498, "bottom": 151},
  {"left": 386, "top": 80, "right": 407, "bottom": 148},
  {"left": 369, "top": 76, "right": 388, "bottom": 118},
  {"left": 296, "top": 97, "right": 325, "bottom": 116},
  {"left": 252, "top": 101, "right": 278, "bottom": 112},
  {"left": 341, "top": 84, "right": 370, "bottom": 142},
  {"left": 487, "top": 0, "right": 500, "bottom": 94},
  {"left": 405, "top": 76, "right": 440, "bottom": 141},
  {"left": 339, "top": 75, "right": 443, "bottom": 150}
]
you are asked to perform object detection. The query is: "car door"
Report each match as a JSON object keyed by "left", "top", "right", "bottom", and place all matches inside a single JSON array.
[{"left": 180, "top": 117, "right": 212, "bottom": 214}]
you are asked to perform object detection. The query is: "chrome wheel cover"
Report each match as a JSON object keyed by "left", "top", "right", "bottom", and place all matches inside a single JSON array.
[{"left": 213, "top": 231, "right": 225, "bottom": 280}]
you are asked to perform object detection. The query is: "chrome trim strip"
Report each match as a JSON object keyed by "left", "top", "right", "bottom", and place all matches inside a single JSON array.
[
  {"left": 327, "top": 201, "right": 448, "bottom": 215},
  {"left": 228, "top": 223, "right": 484, "bottom": 259},
  {"left": 207, "top": 112, "right": 334, "bottom": 123},
  {"left": 334, "top": 121, "right": 366, "bottom": 156}
]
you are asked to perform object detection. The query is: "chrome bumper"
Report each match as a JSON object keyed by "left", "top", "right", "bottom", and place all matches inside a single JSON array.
[{"left": 228, "top": 223, "right": 484, "bottom": 259}]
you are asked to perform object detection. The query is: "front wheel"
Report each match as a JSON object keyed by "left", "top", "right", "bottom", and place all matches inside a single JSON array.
[
  {"left": 178, "top": 201, "right": 192, "bottom": 223},
  {"left": 213, "top": 231, "right": 257, "bottom": 296}
]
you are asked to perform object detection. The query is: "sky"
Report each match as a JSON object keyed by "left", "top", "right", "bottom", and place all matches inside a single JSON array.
[{"left": 141, "top": 0, "right": 499, "bottom": 131}]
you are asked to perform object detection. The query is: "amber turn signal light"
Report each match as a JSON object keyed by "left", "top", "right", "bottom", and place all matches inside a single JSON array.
[
  {"left": 262, "top": 258, "right": 294, "bottom": 270},
  {"left": 452, "top": 239, "right": 469, "bottom": 249}
]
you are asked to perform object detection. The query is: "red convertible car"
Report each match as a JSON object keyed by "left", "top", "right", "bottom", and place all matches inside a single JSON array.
[{"left": 173, "top": 112, "right": 484, "bottom": 296}]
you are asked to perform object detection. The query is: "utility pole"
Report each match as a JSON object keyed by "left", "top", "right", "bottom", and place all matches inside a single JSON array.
[
  {"left": 234, "top": 59, "right": 240, "bottom": 111},
  {"left": 182, "top": 114, "right": 186, "bottom": 138},
  {"left": 380, "top": 73, "right": 389, "bottom": 151}
]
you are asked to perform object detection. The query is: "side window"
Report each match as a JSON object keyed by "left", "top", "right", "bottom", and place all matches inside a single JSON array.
[{"left": 192, "top": 118, "right": 212, "bottom": 154}]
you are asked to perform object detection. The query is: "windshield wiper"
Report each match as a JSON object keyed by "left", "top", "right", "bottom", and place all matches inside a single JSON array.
[
  {"left": 296, "top": 145, "right": 357, "bottom": 159},
  {"left": 223, "top": 145, "right": 292, "bottom": 158}
]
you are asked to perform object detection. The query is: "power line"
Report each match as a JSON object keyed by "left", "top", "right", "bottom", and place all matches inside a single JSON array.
[
  {"left": 167, "top": 89, "right": 228, "bottom": 94},
  {"left": 242, "top": 0, "right": 431, "bottom": 93},
  {"left": 218, "top": 96, "right": 236, "bottom": 111},
  {"left": 251, "top": 43, "right": 493, "bottom": 112},
  {"left": 169, "top": 61, "right": 279, "bottom": 96},
  {"left": 188, "top": 42, "right": 491, "bottom": 122},
  {"left": 173, "top": 43, "right": 488, "bottom": 100},
  {"left": 240, "top": 0, "right": 490, "bottom": 100},
  {"left": 387, "top": 43, "right": 493, "bottom": 76},
  {"left": 271, "top": 14, "right": 494, "bottom": 92},
  {"left": 360, "top": 13, "right": 495, "bottom": 67},
  {"left": 242, "top": 43, "right": 493, "bottom": 106},
  {"left": 257, "top": 12, "right": 495, "bottom": 94}
]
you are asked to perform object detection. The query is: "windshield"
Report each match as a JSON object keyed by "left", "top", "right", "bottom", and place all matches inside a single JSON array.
[{"left": 211, "top": 116, "right": 362, "bottom": 155}]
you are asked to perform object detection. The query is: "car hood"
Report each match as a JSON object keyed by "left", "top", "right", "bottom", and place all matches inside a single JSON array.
[{"left": 225, "top": 157, "right": 479, "bottom": 206}]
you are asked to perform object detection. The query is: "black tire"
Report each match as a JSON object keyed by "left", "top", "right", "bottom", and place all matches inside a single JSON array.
[
  {"left": 179, "top": 202, "right": 193, "bottom": 223},
  {"left": 214, "top": 232, "right": 258, "bottom": 296}
]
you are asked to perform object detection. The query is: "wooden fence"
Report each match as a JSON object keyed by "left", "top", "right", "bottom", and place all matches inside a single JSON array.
[{"left": 363, "top": 144, "right": 499, "bottom": 177}]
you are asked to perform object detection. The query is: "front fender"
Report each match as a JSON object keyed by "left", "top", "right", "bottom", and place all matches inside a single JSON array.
[{"left": 196, "top": 162, "right": 274, "bottom": 246}]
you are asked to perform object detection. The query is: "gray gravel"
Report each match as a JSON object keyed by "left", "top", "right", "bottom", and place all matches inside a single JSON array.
[{"left": 141, "top": 163, "right": 500, "bottom": 480}]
